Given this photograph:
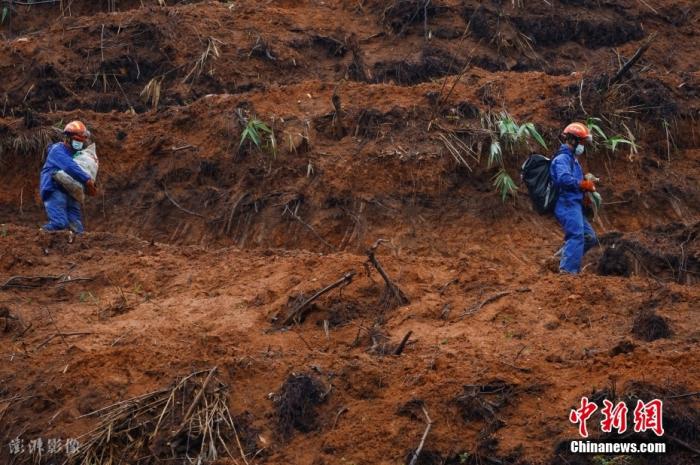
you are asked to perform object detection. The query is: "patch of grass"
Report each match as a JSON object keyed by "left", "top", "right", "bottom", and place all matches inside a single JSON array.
[{"left": 240, "top": 118, "right": 276, "bottom": 156}]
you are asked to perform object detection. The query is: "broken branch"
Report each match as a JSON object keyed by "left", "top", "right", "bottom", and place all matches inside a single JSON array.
[
  {"left": 283, "top": 204, "right": 336, "bottom": 251},
  {"left": 36, "top": 332, "right": 93, "bottom": 350},
  {"left": 366, "top": 239, "right": 409, "bottom": 309},
  {"left": 280, "top": 271, "right": 356, "bottom": 326},
  {"left": 162, "top": 183, "right": 207, "bottom": 219},
  {"left": 393, "top": 330, "right": 413, "bottom": 355},
  {"left": 458, "top": 291, "right": 512, "bottom": 320},
  {"left": 408, "top": 405, "right": 433, "bottom": 465},
  {"left": 1, "top": 275, "right": 94, "bottom": 290},
  {"left": 607, "top": 33, "right": 656, "bottom": 88}
]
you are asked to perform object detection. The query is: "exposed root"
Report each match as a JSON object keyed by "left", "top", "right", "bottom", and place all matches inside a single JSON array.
[
  {"left": 274, "top": 373, "right": 327, "bottom": 439},
  {"left": 632, "top": 308, "right": 672, "bottom": 342}
]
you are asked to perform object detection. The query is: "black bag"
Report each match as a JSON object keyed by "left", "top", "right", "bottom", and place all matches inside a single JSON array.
[{"left": 521, "top": 154, "right": 558, "bottom": 214}]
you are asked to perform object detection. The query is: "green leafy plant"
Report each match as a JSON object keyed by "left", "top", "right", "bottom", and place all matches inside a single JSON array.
[
  {"left": 584, "top": 116, "right": 638, "bottom": 158},
  {"left": 493, "top": 169, "right": 518, "bottom": 201},
  {"left": 606, "top": 136, "right": 634, "bottom": 153},
  {"left": 240, "top": 118, "right": 276, "bottom": 156},
  {"left": 481, "top": 112, "right": 546, "bottom": 201},
  {"left": 488, "top": 140, "right": 502, "bottom": 168},
  {"left": 494, "top": 112, "right": 547, "bottom": 151},
  {"left": 1, "top": 7, "right": 8, "bottom": 25}
]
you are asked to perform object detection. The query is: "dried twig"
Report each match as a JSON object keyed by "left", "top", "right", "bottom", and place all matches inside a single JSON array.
[
  {"left": 393, "top": 330, "right": 413, "bottom": 355},
  {"left": 332, "top": 406, "right": 348, "bottom": 429},
  {"left": 458, "top": 291, "right": 512, "bottom": 320},
  {"left": 664, "top": 391, "right": 700, "bottom": 399},
  {"left": 499, "top": 360, "right": 532, "bottom": 373},
  {"left": 162, "top": 183, "right": 207, "bottom": 219},
  {"left": 36, "top": 332, "right": 92, "bottom": 350},
  {"left": 283, "top": 204, "right": 335, "bottom": 251},
  {"left": 408, "top": 405, "right": 433, "bottom": 465},
  {"left": 280, "top": 271, "right": 356, "bottom": 326},
  {"left": 667, "top": 434, "right": 700, "bottom": 455},
  {"left": 607, "top": 33, "right": 656, "bottom": 89},
  {"left": 366, "top": 239, "right": 409, "bottom": 309},
  {"left": 1, "top": 275, "right": 93, "bottom": 290},
  {"left": 74, "top": 368, "right": 235, "bottom": 464},
  {"left": 171, "top": 367, "right": 217, "bottom": 438}
]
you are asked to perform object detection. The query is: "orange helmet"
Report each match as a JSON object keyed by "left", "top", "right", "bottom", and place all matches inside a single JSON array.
[
  {"left": 63, "top": 120, "right": 91, "bottom": 142},
  {"left": 562, "top": 122, "right": 592, "bottom": 143}
]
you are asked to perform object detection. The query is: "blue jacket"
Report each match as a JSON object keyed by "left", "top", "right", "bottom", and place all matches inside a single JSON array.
[
  {"left": 39, "top": 142, "right": 91, "bottom": 201},
  {"left": 550, "top": 144, "right": 583, "bottom": 203}
]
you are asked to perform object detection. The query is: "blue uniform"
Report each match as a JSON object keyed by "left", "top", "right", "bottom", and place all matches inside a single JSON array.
[
  {"left": 550, "top": 144, "right": 597, "bottom": 273},
  {"left": 39, "top": 143, "right": 91, "bottom": 233}
]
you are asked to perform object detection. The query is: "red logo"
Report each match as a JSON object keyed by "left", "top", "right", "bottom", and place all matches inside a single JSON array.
[
  {"left": 601, "top": 400, "right": 628, "bottom": 434},
  {"left": 569, "top": 397, "right": 664, "bottom": 438},
  {"left": 633, "top": 399, "right": 665, "bottom": 437},
  {"left": 569, "top": 397, "right": 598, "bottom": 438}
]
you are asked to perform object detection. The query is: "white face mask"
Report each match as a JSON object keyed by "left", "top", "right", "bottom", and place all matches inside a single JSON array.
[
  {"left": 71, "top": 140, "right": 84, "bottom": 151},
  {"left": 575, "top": 144, "right": 585, "bottom": 156}
]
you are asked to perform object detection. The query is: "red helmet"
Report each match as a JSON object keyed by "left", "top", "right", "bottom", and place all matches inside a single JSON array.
[
  {"left": 63, "top": 120, "right": 91, "bottom": 142},
  {"left": 562, "top": 122, "right": 592, "bottom": 143}
]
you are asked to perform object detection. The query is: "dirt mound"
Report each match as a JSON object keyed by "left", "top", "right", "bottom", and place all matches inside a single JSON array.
[{"left": 632, "top": 309, "right": 673, "bottom": 341}]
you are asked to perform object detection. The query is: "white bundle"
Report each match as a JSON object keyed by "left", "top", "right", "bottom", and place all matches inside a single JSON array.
[{"left": 53, "top": 143, "right": 99, "bottom": 204}]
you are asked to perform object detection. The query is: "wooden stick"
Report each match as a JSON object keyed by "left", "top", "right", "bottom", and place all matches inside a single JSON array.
[
  {"left": 667, "top": 434, "right": 700, "bottom": 455},
  {"left": 172, "top": 367, "right": 217, "bottom": 438},
  {"left": 225, "top": 191, "right": 249, "bottom": 235},
  {"left": 1, "top": 274, "right": 95, "bottom": 290},
  {"left": 332, "top": 406, "right": 348, "bottom": 429},
  {"left": 170, "top": 145, "right": 194, "bottom": 152},
  {"left": 498, "top": 359, "right": 532, "bottom": 373},
  {"left": 162, "top": 183, "right": 207, "bottom": 219},
  {"left": 664, "top": 391, "right": 700, "bottom": 399},
  {"left": 36, "top": 332, "right": 92, "bottom": 350},
  {"left": 393, "top": 330, "right": 413, "bottom": 355},
  {"left": 366, "top": 239, "right": 409, "bottom": 308},
  {"left": 284, "top": 205, "right": 335, "bottom": 251},
  {"left": 1, "top": 275, "right": 63, "bottom": 289},
  {"left": 607, "top": 33, "right": 656, "bottom": 88},
  {"left": 458, "top": 291, "right": 512, "bottom": 320},
  {"left": 281, "top": 272, "right": 356, "bottom": 326},
  {"left": 408, "top": 406, "right": 433, "bottom": 465}
]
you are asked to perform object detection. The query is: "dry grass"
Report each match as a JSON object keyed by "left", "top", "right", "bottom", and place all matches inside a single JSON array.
[{"left": 69, "top": 368, "right": 247, "bottom": 465}]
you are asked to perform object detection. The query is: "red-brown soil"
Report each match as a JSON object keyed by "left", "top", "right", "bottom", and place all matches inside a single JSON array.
[{"left": 1, "top": 1, "right": 699, "bottom": 465}]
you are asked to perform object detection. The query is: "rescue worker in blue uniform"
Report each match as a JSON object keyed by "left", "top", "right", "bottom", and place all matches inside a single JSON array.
[
  {"left": 550, "top": 122, "right": 598, "bottom": 274},
  {"left": 39, "top": 120, "right": 97, "bottom": 234}
]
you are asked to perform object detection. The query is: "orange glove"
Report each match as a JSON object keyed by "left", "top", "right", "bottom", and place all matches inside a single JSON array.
[
  {"left": 85, "top": 179, "right": 98, "bottom": 197},
  {"left": 579, "top": 180, "right": 595, "bottom": 192}
]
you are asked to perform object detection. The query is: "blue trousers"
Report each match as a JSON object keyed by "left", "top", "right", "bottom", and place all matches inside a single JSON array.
[
  {"left": 42, "top": 189, "right": 84, "bottom": 234},
  {"left": 554, "top": 199, "right": 597, "bottom": 274}
]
